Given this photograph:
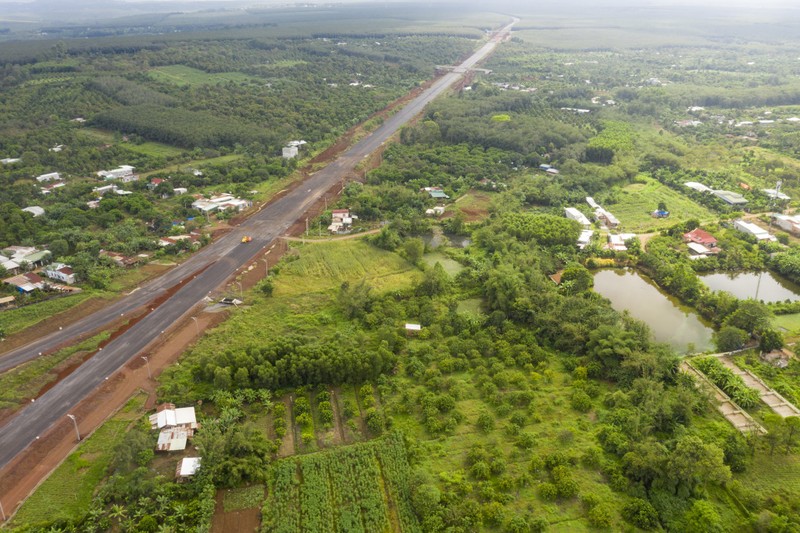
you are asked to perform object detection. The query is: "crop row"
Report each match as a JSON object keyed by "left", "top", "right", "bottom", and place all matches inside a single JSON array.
[
  {"left": 693, "top": 357, "right": 761, "bottom": 408},
  {"left": 261, "top": 433, "right": 419, "bottom": 533}
]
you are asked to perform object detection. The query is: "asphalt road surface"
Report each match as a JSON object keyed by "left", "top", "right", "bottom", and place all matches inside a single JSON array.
[{"left": 0, "top": 18, "right": 517, "bottom": 470}]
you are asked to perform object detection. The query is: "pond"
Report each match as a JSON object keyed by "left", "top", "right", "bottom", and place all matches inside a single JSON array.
[
  {"left": 422, "top": 252, "right": 464, "bottom": 276},
  {"left": 593, "top": 269, "right": 714, "bottom": 353},
  {"left": 700, "top": 271, "right": 800, "bottom": 303}
]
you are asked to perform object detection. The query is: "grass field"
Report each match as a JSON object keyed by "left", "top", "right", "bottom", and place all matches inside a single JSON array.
[
  {"left": 0, "top": 292, "right": 96, "bottom": 336},
  {"left": 612, "top": 176, "right": 717, "bottom": 232},
  {"left": 8, "top": 392, "right": 147, "bottom": 527},
  {"left": 773, "top": 313, "right": 800, "bottom": 335},
  {"left": 276, "top": 240, "right": 418, "bottom": 296},
  {"left": 139, "top": 154, "right": 242, "bottom": 178},
  {"left": 78, "top": 127, "right": 185, "bottom": 158},
  {"left": 148, "top": 65, "right": 260, "bottom": 87}
]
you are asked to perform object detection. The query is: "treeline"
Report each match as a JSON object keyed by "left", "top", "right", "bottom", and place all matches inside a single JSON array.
[
  {"left": 193, "top": 335, "right": 397, "bottom": 391},
  {"left": 93, "top": 104, "right": 270, "bottom": 149}
]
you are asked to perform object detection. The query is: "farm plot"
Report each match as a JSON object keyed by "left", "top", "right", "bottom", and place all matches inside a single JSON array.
[
  {"left": 611, "top": 176, "right": 716, "bottom": 232},
  {"left": 261, "top": 432, "right": 420, "bottom": 533}
]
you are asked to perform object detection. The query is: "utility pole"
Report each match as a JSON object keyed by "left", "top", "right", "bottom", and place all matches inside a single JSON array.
[
  {"left": 261, "top": 258, "right": 269, "bottom": 277},
  {"left": 305, "top": 217, "right": 309, "bottom": 236},
  {"left": 141, "top": 356, "right": 152, "bottom": 379},
  {"left": 66, "top": 414, "right": 80, "bottom": 441},
  {"left": 191, "top": 316, "right": 199, "bottom": 335},
  {"left": 1, "top": 498, "right": 6, "bottom": 521}
]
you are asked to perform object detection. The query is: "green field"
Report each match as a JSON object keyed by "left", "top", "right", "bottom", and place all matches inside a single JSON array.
[
  {"left": 612, "top": 176, "right": 717, "bottom": 232},
  {"left": 773, "top": 313, "right": 800, "bottom": 335},
  {"left": 276, "top": 240, "right": 418, "bottom": 296},
  {"left": 148, "top": 65, "right": 259, "bottom": 87},
  {"left": 261, "top": 432, "right": 420, "bottom": 533},
  {"left": 0, "top": 292, "right": 97, "bottom": 336},
  {"left": 78, "top": 127, "right": 185, "bottom": 158},
  {"left": 8, "top": 393, "right": 147, "bottom": 527}
]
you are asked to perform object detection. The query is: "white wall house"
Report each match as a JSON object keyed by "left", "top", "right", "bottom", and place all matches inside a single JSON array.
[
  {"left": 565, "top": 207, "right": 591, "bottom": 227},
  {"left": 734, "top": 220, "right": 777, "bottom": 241}
]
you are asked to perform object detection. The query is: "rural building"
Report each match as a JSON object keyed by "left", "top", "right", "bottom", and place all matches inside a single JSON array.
[
  {"left": 683, "top": 228, "right": 718, "bottom": 250},
  {"left": 174, "top": 187, "right": 188, "bottom": 195},
  {"left": 40, "top": 182, "right": 65, "bottom": 195},
  {"left": 594, "top": 207, "right": 620, "bottom": 228},
  {"left": 606, "top": 233, "right": 637, "bottom": 252},
  {"left": 22, "top": 206, "right": 45, "bottom": 217},
  {"left": 421, "top": 187, "right": 449, "bottom": 200},
  {"left": 733, "top": 220, "right": 776, "bottom": 241},
  {"left": 577, "top": 229, "right": 594, "bottom": 249},
  {"left": 772, "top": 214, "right": 800, "bottom": 235},
  {"left": 97, "top": 165, "right": 136, "bottom": 181},
  {"left": 100, "top": 250, "right": 140, "bottom": 267},
  {"left": 652, "top": 210, "right": 670, "bottom": 218},
  {"left": 585, "top": 197, "right": 600, "bottom": 209},
  {"left": 425, "top": 206, "right": 446, "bottom": 217},
  {"left": 192, "top": 194, "right": 251, "bottom": 214},
  {"left": 282, "top": 145, "right": 298, "bottom": 159},
  {"left": 0, "top": 256, "right": 19, "bottom": 273},
  {"left": 157, "top": 428, "right": 191, "bottom": 452},
  {"left": 35, "top": 172, "right": 62, "bottom": 183},
  {"left": 43, "top": 263, "right": 77, "bottom": 284},
  {"left": 685, "top": 182, "right": 713, "bottom": 193},
  {"left": 3, "top": 272, "right": 46, "bottom": 293},
  {"left": 713, "top": 190, "right": 748, "bottom": 206},
  {"left": 2, "top": 246, "right": 51, "bottom": 268},
  {"left": 687, "top": 242, "right": 714, "bottom": 258},
  {"left": 762, "top": 188, "right": 790, "bottom": 201},
  {"left": 158, "top": 233, "right": 203, "bottom": 248},
  {"left": 405, "top": 323, "right": 422, "bottom": 334},
  {"left": 328, "top": 208, "right": 355, "bottom": 234},
  {"left": 150, "top": 403, "right": 199, "bottom": 441},
  {"left": 93, "top": 184, "right": 118, "bottom": 196},
  {"left": 1, "top": 158, "right": 21, "bottom": 164},
  {"left": 564, "top": 207, "right": 591, "bottom": 227},
  {"left": 176, "top": 457, "right": 201, "bottom": 479}
]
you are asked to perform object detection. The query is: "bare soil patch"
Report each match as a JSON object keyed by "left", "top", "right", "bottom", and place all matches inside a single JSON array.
[{"left": 211, "top": 490, "right": 261, "bottom": 533}]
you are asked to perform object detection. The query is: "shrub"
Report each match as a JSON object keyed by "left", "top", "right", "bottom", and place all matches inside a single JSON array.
[
  {"left": 538, "top": 482, "right": 558, "bottom": 501},
  {"left": 623, "top": 498, "right": 659, "bottom": 530},
  {"left": 588, "top": 503, "right": 613, "bottom": 528}
]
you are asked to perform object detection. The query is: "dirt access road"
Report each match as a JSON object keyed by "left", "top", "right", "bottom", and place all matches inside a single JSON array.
[{"left": 0, "top": 17, "right": 518, "bottom": 520}]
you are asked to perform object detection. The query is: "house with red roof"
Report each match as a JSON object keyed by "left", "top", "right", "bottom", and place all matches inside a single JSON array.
[{"left": 682, "top": 228, "right": 718, "bottom": 250}]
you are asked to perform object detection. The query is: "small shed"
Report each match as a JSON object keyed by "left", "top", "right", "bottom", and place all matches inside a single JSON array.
[
  {"left": 405, "top": 323, "right": 422, "bottom": 335},
  {"left": 176, "top": 457, "right": 201, "bottom": 479}
]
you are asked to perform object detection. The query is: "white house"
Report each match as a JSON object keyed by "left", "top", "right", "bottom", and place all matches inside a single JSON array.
[
  {"left": 734, "top": 220, "right": 776, "bottom": 241},
  {"left": 762, "top": 189, "right": 790, "bottom": 201},
  {"left": 35, "top": 172, "right": 62, "bottom": 183},
  {"left": 97, "top": 165, "right": 135, "bottom": 180},
  {"left": 585, "top": 197, "right": 600, "bottom": 209},
  {"left": 328, "top": 208, "right": 355, "bottom": 234},
  {"left": 43, "top": 263, "right": 77, "bottom": 284},
  {"left": 713, "top": 190, "right": 748, "bottom": 206},
  {"left": 773, "top": 214, "right": 800, "bottom": 235},
  {"left": 282, "top": 145, "right": 299, "bottom": 159},
  {"left": 687, "top": 242, "right": 713, "bottom": 259},
  {"left": 565, "top": 207, "right": 591, "bottom": 227},
  {"left": 149, "top": 403, "right": 198, "bottom": 431},
  {"left": 685, "top": 182, "right": 713, "bottom": 193},
  {"left": 577, "top": 229, "right": 594, "bottom": 249},
  {"left": 1, "top": 158, "right": 21, "bottom": 164}
]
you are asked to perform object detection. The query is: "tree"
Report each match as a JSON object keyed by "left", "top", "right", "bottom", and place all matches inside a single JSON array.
[
  {"left": 723, "top": 300, "right": 771, "bottom": 336},
  {"left": 560, "top": 264, "right": 593, "bottom": 294},
  {"left": 622, "top": 498, "right": 659, "bottom": 530},
  {"left": 403, "top": 238, "right": 425, "bottom": 264},
  {"left": 759, "top": 329, "right": 784, "bottom": 353},
  {"left": 714, "top": 326, "right": 749, "bottom": 352},
  {"left": 683, "top": 500, "right": 724, "bottom": 533},
  {"left": 667, "top": 435, "right": 731, "bottom": 491}
]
